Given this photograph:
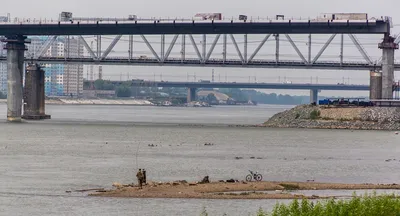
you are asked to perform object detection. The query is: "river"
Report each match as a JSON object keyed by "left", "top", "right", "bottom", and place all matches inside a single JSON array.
[{"left": 0, "top": 104, "right": 399, "bottom": 216}]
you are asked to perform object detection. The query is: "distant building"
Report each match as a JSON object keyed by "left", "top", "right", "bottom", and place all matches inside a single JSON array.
[
  {"left": 0, "top": 37, "right": 83, "bottom": 96},
  {"left": 27, "top": 36, "right": 84, "bottom": 97},
  {"left": 197, "top": 90, "right": 231, "bottom": 104},
  {"left": 82, "top": 90, "right": 116, "bottom": 98}
]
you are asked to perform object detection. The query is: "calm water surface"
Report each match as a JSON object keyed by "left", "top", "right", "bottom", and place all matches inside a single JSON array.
[{"left": 0, "top": 104, "right": 399, "bottom": 216}]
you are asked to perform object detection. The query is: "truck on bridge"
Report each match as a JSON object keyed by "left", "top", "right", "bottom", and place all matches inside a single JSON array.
[{"left": 317, "top": 13, "right": 368, "bottom": 21}]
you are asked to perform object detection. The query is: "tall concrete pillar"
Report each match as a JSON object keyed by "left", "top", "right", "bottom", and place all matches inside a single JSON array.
[
  {"left": 23, "top": 63, "right": 40, "bottom": 117},
  {"left": 2, "top": 36, "right": 28, "bottom": 122},
  {"left": 22, "top": 63, "right": 51, "bottom": 120},
  {"left": 379, "top": 35, "right": 399, "bottom": 99},
  {"left": 38, "top": 67, "right": 46, "bottom": 117},
  {"left": 369, "top": 70, "right": 382, "bottom": 100},
  {"left": 310, "top": 89, "right": 318, "bottom": 104},
  {"left": 187, "top": 88, "right": 197, "bottom": 103}
]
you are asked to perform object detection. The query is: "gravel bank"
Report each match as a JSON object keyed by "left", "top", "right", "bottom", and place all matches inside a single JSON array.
[
  {"left": 263, "top": 105, "right": 400, "bottom": 130},
  {"left": 90, "top": 180, "right": 400, "bottom": 200}
]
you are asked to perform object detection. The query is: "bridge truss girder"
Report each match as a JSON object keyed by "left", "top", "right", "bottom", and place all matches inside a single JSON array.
[{"left": 0, "top": 33, "right": 397, "bottom": 70}]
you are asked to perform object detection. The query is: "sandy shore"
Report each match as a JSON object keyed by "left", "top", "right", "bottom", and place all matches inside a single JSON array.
[{"left": 90, "top": 181, "right": 400, "bottom": 199}]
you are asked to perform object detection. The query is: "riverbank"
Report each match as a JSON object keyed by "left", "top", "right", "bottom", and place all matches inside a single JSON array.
[
  {"left": 263, "top": 105, "right": 400, "bottom": 130},
  {"left": 90, "top": 180, "right": 400, "bottom": 200}
]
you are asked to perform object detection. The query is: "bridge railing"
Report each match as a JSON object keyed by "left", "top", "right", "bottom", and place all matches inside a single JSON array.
[{"left": 0, "top": 17, "right": 383, "bottom": 25}]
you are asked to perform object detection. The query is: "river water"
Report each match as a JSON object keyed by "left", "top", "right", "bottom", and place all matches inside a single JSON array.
[{"left": 0, "top": 104, "right": 399, "bottom": 216}]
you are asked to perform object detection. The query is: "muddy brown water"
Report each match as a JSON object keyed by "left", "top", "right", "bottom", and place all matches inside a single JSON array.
[{"left": 0, "top": 104, "right": 399, "bottom": 216}]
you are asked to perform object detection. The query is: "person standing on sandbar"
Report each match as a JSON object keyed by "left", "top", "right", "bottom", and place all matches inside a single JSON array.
[{"left": 136, "top": 169, "right": 143, "bottom": 189}]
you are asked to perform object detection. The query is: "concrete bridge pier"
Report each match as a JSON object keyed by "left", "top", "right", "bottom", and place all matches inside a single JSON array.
[
  {"left": 2, "top": 36, "right": 28, "bottom": 122},
  {"left": 379, "top": 35, "right": 399, "bottom": 99},
  {"left": 187, "top": 88, "right": 197, "bottom": 102},
  {"left": 310, "top": 89, "right": 318, "bottom": 104},
  {"left": 22, "top": 63, "right": 51, "bottom": 120}
]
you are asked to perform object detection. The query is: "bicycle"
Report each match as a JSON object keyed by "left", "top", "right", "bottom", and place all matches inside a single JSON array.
[{"left": 245, "top": 170, "right": 263, "bottom": 182}]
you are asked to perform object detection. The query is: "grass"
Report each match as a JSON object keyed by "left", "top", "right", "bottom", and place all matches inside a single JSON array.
[
  {"left": 278, "top": 183, "right": 300, "bottom": 190},
  {"left": 309, "top": 110, "right": 321, "bottom": 120},
  {"left": 201, "top": 193, "right": 400, "bottom": 216},
  {"left": 268, "top": 193, "right": 400, "bottom": 216}
]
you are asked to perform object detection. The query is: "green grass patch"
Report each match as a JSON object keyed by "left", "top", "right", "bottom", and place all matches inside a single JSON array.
[
  {"left": 309, "top": 110, "right": 321, "bottom": 120},
  {"left": 278, "top": 183, "right": 300, "bottom": 190},
  {"left": 202, "top": 193, "right": 400, "bottom": 216},
  {"left": 267, "top": 193, "right": 400, "bottom": 216}
]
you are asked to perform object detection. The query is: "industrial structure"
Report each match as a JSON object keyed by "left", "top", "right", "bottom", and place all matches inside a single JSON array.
[{"left": 0, "top": 12, "right": 398, "bottom": 121}]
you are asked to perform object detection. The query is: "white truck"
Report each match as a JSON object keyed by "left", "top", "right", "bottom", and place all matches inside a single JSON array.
[
  {"left": 194, "top": 13, "right": 222, "bottom": 20},
  {"left": 317, "top": 13, "right": 368, "bottom": 21}
]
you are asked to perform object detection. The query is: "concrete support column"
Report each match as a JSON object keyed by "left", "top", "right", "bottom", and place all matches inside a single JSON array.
[
  {"left": 23, "top": 63, "right": 39, "bottom": 117},
  {"left": 38, "top": 67, "right": 46, "bottom": 117},
  {"left": 187, "top": 88, "right": 197, "bottom": 103},
  {"left": 22, "top": 63, "right": 51, "bottom": 120},
  {"left": 2, "top": 36, "right": 28, "bottom": 122},
  {"left": 369, "top": 70, "right": 382, "bottom": 100},
  {"left": 310, "top": 89, "right": 318, "bottom": 104},
  {"left": 379, "top": 35, "right": 399, "bottom": 99}
]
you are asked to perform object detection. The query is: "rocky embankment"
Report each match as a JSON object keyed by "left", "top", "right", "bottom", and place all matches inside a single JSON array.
[{"left": 264, "top": 105, "right": 400, "bottom": 130}]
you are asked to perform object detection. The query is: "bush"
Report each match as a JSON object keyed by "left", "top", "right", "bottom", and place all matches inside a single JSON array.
[
  {"left": 256, "top": 193, "right": 400, "bottom": 216},
  {"left": 309, "top": 110, "right": 320, "bottom": 120},
  {"left": 116, "top": 86, "right": 132, "bottom": 97}
]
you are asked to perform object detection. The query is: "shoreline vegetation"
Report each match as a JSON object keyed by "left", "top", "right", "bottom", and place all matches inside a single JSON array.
[
  {"left": 90, "top": 180, "right": 400, "bottom": 200},
  {"left": 263, "top": 104, "right": 400, "bottom": 131},
  {"left": 200, "top": 194, "right": 400, "bottom": 216}
]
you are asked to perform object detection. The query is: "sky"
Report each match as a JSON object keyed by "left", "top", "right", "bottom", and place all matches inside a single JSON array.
[{"left": 2, "top": 0, "right": 400, "bottom": 97}]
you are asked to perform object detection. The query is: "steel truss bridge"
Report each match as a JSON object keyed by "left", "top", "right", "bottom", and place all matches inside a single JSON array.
[{"left": 0, "top": 18, "right": 399, "bottom": 71}]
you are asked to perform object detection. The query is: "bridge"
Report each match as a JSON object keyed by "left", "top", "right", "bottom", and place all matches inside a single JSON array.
[
  {"left": 2, "top": 57, "right": 398, "bottom": 71},
  {"left": 0, "top": 15, "right": 398, "bottom": 122},
  {"left": 116, "top": 80, "right": 371, "bottom": 103},
  {"left": 126, "top": 80, "right": 369, "bottom": 91}
]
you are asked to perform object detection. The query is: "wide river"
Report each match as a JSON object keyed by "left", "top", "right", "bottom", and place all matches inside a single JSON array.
[{"left": 0, "top": 104, "right": 399, "bottom": 216}]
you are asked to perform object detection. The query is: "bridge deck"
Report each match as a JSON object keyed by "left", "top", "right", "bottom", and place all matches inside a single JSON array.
[
  {"left": 0, "top": 20, "right": 389, "bottom": 35},
  {"left": 1, "top": 57, "right": 398, "bottom": 71},
  {"left": 126, "top": 81, "right": 370, "bottom": 91}
]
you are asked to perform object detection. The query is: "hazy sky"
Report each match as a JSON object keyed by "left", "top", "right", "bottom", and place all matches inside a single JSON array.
[{"left": 2, "top": 0, "right": 400, "bottom": 97}]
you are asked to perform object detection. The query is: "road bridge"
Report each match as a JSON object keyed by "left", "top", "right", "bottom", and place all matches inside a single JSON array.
[
  {"left": 127, "top": 80, "right": 369, "bottom": 91},
  {"left": 3, "top": 57, "right": 398, "bottom": 71},
  {"left": 0, "top": 19, "right": 390, "bottom": 35},
  {"left": 0, "top": 15, "right": 397, "bottom": 121},
  {"left": 117, "top": 80, "right": 372, "bottom": 104}
]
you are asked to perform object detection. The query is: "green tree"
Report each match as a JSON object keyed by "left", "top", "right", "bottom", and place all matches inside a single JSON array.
[
  {"left": 116, "top": 85, "right": 131, "bottom": 97},
  {"left": 93, "top": 79, "right": 115, "bottom": 90},
  {"left": 94, "top": 79, "right": 105, "bottom": 90}
]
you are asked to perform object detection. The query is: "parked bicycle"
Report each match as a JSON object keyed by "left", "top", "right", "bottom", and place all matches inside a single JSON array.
[{"left": 245, "top": 170, "right": 263, "bottom": 182}]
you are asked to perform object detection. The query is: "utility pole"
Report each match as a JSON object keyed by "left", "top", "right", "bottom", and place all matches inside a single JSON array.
[
  {"left": 99, "top": 66, "right": 103, "bottom": 80},
  {"left": 212, "top": 69, "right": 214, "bottom": 82},
  {"left": 90, "top": 41, "right": 94, "bottom": 81}
]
